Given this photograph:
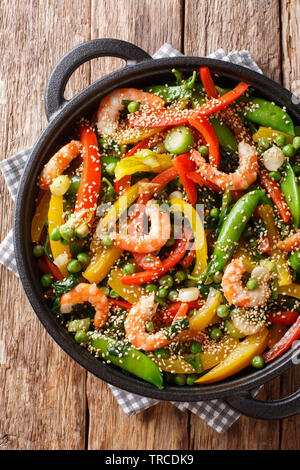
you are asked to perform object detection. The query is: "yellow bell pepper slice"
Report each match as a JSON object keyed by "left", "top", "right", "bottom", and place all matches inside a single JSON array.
[
  {"left": 107, "top": 268, "right": 146, "bottom": 304},
  {"left": 234, "top": 240, "right": 256, "bottom": 272},
  {"left": 253, "top": 126, "right": 293, "bottom": 145},
  {"left": 278, "top": 283, "right": 300, "bottom": 300},
  {"left": 83, "top": 245, "right": 123, "bottom": 284},
  {"left": 96, "top": 180, "right": 145, "bottom": 236},
  {"left": 112, "top": 127, "right": 164, "bottom": 145},
  {"left": 31, "top": 191, "right": 51, "bottom": 242},
  {"left": 48, "top": 194, "right": 71, "bottom": 277},
  {"left": 189, "top": 288, "right": 222, "bottom": 331},
  {"left": 170, "top": 198, "right": 207, "bottom": 277},
  {"left": 196, "top": 328, "right": 269, "bottom": 384},
  {"left": 258, "top": 204, "right": 292, "bottom": 286},
  {"left": 114, "top": 150, "right": 172, "bottom": 181},
  {"left": 153, "top": 336, "right": 239, "bottom": 373}
]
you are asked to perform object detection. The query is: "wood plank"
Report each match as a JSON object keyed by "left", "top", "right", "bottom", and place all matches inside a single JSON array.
[
  {"left": 280, "top": 0, "right": 300, "bottom": 449},
  {"left": 185, "top": 0, "right": 281, "bottom": 81},
  {"left": 87, "top": 0, "right": 187, "bottom": 451},
  {"left": 185, "top": 0, "right": 281, "bottom": 449},
  {"left": 0, "top": 0, "right": 90, "bottom": 449}
]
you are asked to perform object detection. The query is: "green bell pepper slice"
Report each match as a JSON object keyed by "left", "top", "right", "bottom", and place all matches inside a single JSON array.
[
  {"left": 244, "top": 97, "right": 295, "bottom": 136},
  {"left": 90, "top": 333, "right": 164, "bottom": 389},
  {"left": 281, "top": 162, "right": 300, "bottom": 229}
]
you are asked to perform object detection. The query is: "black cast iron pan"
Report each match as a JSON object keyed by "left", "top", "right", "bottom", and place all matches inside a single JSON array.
[{"left": 14, "top": 38, "right": 300, "bottom": 420}]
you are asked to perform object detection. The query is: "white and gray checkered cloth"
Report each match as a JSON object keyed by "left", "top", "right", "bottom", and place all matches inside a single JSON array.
[{"left": 0, "top": 45, "right": 263, "bottom": 433}]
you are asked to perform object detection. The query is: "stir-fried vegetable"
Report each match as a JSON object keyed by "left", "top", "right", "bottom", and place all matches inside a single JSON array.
[{"left": 33, "top": 66, "right": 300, "bottom": 389}]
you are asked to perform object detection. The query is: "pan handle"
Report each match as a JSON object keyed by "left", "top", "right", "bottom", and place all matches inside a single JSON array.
[
  {"left": 226, "top": 388, "right": 300, "bottom": 420},
  {"left": 45, "top": 38, "right": 151, "bottom": 121}
]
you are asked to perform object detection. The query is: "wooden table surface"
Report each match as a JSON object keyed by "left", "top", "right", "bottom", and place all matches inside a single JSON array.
[{"left": 0, "top": 0, "right": 299, "bottom": 450}]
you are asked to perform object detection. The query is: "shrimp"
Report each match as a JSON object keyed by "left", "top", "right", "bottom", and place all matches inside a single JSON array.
[
  {"left": 277, "top": 230, "right": 300, "bottom": 252},
  {"left": 60, "top": 283, "right": 109, "bottom": 329},
  {"left": 38, "top": 140, "right": 81, "bottom": 190},
  {"left": 96, "top": 88, "right": 165, "bottom": 135},
  {"left": 191, "top": 141, "right": 258, "bottom": 191},
  {"left": 115, "top": 200, "right": 171, "bottom": 254},
  {"left": 124, "top": 293, "right": 188, "bottom": 351},
  {"left": 222, "top": 258, "right": 271, "bottom": 308}
]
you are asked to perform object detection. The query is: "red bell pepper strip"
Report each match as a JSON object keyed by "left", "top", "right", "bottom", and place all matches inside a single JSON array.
[
  {"left": 180, "top": 245, "right": 195, "bottom": 269},
  {"left": 162, "top": 299, "right": 204, "bottom": 323},
  {"left": 200, "top": 67, "right": 252, "bottom": 145},
  {"left": 172, "top": 153, "right": 197, "bottom": 205},
  {"left": 114, "top": 175, "right": 131, "bottom": 195},
  {"left": 38, "top": 256, "right": 64, "bottom": 281},
  {"left": 75, "top": 123, "right": 101, "bottom": 223},
  {"left": 108, "top": 298, "right": 132, "bottom": 309},
  {"left": 259, "top": 166, "right": 291, "bottom": 223},
  {"left": 263, "top": 315, "right": 300, "bottom": 363},
  {"left": 187, "top": 171, "right": 223, "bottom": 193},
  {"left": 128, "top": 82, "right": 250, "bottom": 128},
  {"left": 199, "top": 67, "right": 219, "bottom": 99},
  {"left": 268, "top": 310, "right": 299, "bottom": 325},
  {"left": 188, "top": 115, "right": 220, "bottom": 168},
  {"left": 121, "top": 231, "right": 192, "bottom": 285}
]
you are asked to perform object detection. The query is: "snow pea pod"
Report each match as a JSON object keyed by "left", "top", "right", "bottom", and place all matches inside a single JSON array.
[
  {"left": 210, "top": 118, "right": 238, "bottom": 152},
  {"left": 90, "top": 333, "right": 163, "bottom": 389},
  {"left": 191, "top": 190, "right": 264, "bottom": 281},
  {"left": 145, "top": 71, "right": 197, "bottom": 103},
  {"left": 281, "top": 162, "right": 300, "bottom": 229},
  {"left": 244, "top": 98, "right": 295, "bottom": 136}
]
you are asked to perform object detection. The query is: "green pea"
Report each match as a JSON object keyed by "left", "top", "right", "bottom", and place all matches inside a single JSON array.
[
  {"left": 174, "top": 374, "right": 186, "bottom": 386},
  {"left": 168, "top": 290, "right": 178, "bottom": 302},
  {"left": 157, "top": 287, "right": 168, "bottom": 298},
  {"left": 293, "top": 165, "right": 300, "bottom": 176},
  {"left": 274, "top": 134, "right": 286, "bottom": 147},
  {"left": 246, "top": 278, "right": 258, "bottom": 290},
  {"left": 127, "top": 101, "right": 140, "bottom": 113},
  {"left": 145, "top": 321, "right": 154, "bottom": 333},
  {"left": 210, "top": 207, "right": 219, "bottom": 218},
  {"left": 251, "top": 355, "right": 265, "bottom": 369},
  {"left": 269, "top": 171, "right": 281, "bottom": 181},
  {"left": 164, "top": 126, "right": 194, "bottom": 154},
  {"left": 174, "top": 270, "right": 187, "bottom": 283},
  {"left": 293, "top": 136, "right": 300, "bottom": 150},
  {"left": 33, "top": 244, "right": 44, "bottom": 257},
  {"left": 186, "top": 374, "right": 198, "bottom": 386},
  {"left": 67, "top": 259, "right": 82, "bottom": 273},
  {"left": 49, "top": 227, "right": 61, "bottom": 241},
  {"left": 198, "top": 145, "right": 209, "bottom": 156},
  {"left": 41, "top": 273, "right": 52, "bottom": 288},
  {"left": 282, "top": 144, "right": 295, "bottom": 157},
  {"left": 109, "top": 289, "right": 119, "bottom": 299},
  {"left": 101, "top": 235, "right": 113, "bottom": 248},
  {"left": 105, "top": 162, "right": 117, "bottom": 175},
  {"left": 75, "top": 330, "right": 89, "bottom": 344},
  {"left": 166, "top": 237, "right": 175, "bottom": 247},
  {"left": 99, "top": 285, "right": 110, "bottom": 296},
  {"left": 77, "top": 252, "right": 90, "bottom": 266},
  {"left": 289, "top": 251, "right": 300, "bottom": 273},
  {"left": 67, "top": 175, "right": 81, "bottom": 195},
  {"left": 217, "top": 304, "right": 229, "bottom": 319},
  {"left": 159, "top": 274, "right": 173, "bottom": 287},
  {"left": 190, "top": 341, "right": 202, "bottom": 354},
  {"left": 145, "top": 283, "right": 158, "bottom": 293},
  {"left": 154, "top": 348, "right": 169, "bottom": 359},
  {"left": 60, "top": 225, "right": 75, "bottom": 242},
  {"left": 123, "top": 263, "right": 135, "bottom": 275},
  {"left": 258, "top": 137, "right": 270, "bottom": 150},
  {"left": 210, "top": 327, "right": 223, "bottom": 341}
]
